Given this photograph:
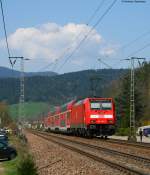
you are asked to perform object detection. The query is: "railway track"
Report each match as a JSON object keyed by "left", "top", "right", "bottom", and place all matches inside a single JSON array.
[
  {"left": 36, "top": 131, "right": 150, "bottom": 164},
  {"left": 99, "top": 138, "right": 150, "bottom": 150},
  {"left": 30, "top": 130, "right": 150, "bottom": 175}
]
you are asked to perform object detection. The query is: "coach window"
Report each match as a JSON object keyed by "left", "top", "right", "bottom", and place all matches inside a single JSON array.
[
  {"left": 61, "top": 120, "right": 66, "bottom": 127},
  {"left": 67, "top": 112, "right": 70, "bottom": 119}
]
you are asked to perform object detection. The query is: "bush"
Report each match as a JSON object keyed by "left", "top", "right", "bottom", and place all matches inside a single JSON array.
[
  {"left": 17, "top": 154, "right": 38, "bottom": 175},
  {"left": 115, "top": 127, "right": 130, "bottom": 136}
]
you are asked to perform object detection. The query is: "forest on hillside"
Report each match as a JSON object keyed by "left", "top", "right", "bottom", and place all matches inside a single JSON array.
[
  {"left": 0, "top": 64, "right": 149, "bottom": 127},
  {"left": 105, "top": 62, "right": 150, "bottom": 127},
  {"left": 0, "top": 69, "right": 126, "bottom": 105}
]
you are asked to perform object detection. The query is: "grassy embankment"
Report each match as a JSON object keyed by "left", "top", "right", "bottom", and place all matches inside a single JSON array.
[
  {"left": 2, "top": 102, "right": 51, "bottom": 174},
  {"left": 2, "top": 135, "right": 28, "bottom": 175}
]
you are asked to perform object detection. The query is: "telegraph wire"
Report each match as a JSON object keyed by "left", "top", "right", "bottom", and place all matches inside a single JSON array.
[
  {"left": 86, "top": 0, "right": 105, "bottom": 25},
  {"left": 128, "top": 42, "right": 150, "bottom": 57},
  {"left": 110, "top": 42, "right": 150, "bottom": 69},
  {"left": 0, "top": 0, "right": 12, "bottom": 66},
  {"left": 38, "top": 61, "right": 54, "bottom": 72},
  {"left": 100, "top": 27, "right": 150, "bottom": 67},
  {"left": 100, "top": 30, "right": 150, "bottom": 70},
  {"left": 121, "top": 29, "right": 150, "bottom": 51},
  {"left": 110, "top": 41, "right": 150, "bottom": 69},
  {"left": 38, "top": 0, "right": 107, "bottom": 72},
  {"left": 56, "top": 0, "right": 118, "bottom": 72},
  {"left": 98, "top": 58, "right": 112, "bottom": 69}
]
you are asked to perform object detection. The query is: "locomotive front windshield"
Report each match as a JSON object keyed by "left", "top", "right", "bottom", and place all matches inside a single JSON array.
[{"left": 90, "top": 100, "right": 112, "bottom": 110}]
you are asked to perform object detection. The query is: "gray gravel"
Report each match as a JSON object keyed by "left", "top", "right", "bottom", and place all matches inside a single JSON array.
[
  {"left": 26, "top": 132, "right": 123, "bottom": 175},
  {"left": 43, "top": 133, "right": 150, "bottom": 175},
  {"left": 48, "top": 133, "right": 150, "bottom": 159}
]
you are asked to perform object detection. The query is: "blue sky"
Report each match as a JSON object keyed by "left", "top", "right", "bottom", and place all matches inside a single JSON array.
[{"left": 0, "top": 0, "right": 150, "bottom": 73}]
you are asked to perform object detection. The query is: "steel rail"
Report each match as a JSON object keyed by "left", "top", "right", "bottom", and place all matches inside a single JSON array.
[
  {"left": 30, "top": 130, "right": 149, "bottom": 175},
  {"left": 37, "top": 131, "right": 150, "bottom": 164},
  {"left": 99, "top": 138, "right": 150, "bottom": 149}
]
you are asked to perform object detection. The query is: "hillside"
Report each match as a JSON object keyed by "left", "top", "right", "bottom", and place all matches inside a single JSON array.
[
  {"left": 9, "top": 102, "right": 53, "bottom": 121},
  {"left": 105, "top": 62, "right": 150, "bottom": 126},
  {"left": 0, "top": 66, "right": 57, "bottom": 78},
  {"left": 0, "top": 69, "right": 127, "bottom": 105}
]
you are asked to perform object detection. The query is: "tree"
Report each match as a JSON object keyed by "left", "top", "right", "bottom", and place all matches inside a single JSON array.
[
  {"left": 116, "top": 71, "right": 145, "bottom": 128},
  {"left": 0, "top": 102, "right": 12, "bottom": 127}
]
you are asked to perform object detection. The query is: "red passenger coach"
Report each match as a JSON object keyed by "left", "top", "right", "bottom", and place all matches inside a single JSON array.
[{"left": 44, "top": 97, "right": 116, "bottom": 137}]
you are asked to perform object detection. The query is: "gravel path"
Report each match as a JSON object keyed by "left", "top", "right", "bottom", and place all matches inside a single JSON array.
[{"left": 26, "top": 132, "right": 122, "bottom": 175}]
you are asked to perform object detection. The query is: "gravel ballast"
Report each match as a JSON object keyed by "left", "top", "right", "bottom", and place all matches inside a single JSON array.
[{"left": 26, "top": 132, "right": 122, "bottom": 175}]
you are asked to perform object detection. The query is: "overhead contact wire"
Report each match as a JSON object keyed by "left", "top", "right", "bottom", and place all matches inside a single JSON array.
[
  {"left": 128, "top": 42, "right": 150, "bottom": 57},
  {"left": 57, "top": 0, "right": 118, "bottom": 72},
  {"left": 121, "top": 29, "right": 150, "bottom": 51},
  {"left": 38, "top": 0, "right": 106, "bottom": 72},
  {"left": 0, "top": 0, "right": 12, "bottom": 66}
]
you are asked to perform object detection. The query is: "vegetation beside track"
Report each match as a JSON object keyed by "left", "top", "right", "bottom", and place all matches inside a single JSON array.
[
  {"left": 2, "top": 135, "right": 27, "bottom": 175},
  {"left": 2, "top": 134, "right": 37, "bottom": 175},
  {"left": 115, "top": 127, "right": 130, "bottom": 136}
]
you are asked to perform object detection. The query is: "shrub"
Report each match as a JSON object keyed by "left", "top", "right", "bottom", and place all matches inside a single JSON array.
[
  {"left": 116, "top": 127, "right": 130, "bottom": 136},
  {"left": 17, "top": 154, "right": 38, "bottom": 175}
]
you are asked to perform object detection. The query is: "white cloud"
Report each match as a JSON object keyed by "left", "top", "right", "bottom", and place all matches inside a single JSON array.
[
  {"left": 71, "top": 58, "right": 84, "bottom": 66},
  {"left": 99, "top": 45, "right": 118, "bottom": 57},
  {"left": 0, "top": 22, "right": 117, "bottom": 70}
]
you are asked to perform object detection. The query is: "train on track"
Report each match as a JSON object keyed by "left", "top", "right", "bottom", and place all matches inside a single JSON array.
[{"left": 44, "top": 97, "right": 116, "bottom": 138}]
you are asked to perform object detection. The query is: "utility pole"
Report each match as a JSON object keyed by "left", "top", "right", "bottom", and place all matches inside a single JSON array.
[
  {"left": 90, "top": 76, "right": 101, "bottom": 97},
  {"left": 9, "top": 56, "right": 30, "bottom": 125},
  {"left": 123, "top": 57, "right": 145, "bottom": 142},
  {"left": 19, "top": 57, "right": 25, "bottom": 124}
]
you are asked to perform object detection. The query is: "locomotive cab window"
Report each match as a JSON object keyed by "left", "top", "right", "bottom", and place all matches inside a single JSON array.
[
  {"left": 90, "top": 102, "right": 100, "bottom": 109},
  {"left": 90, "top": 100, "right": 112, "bottom": 110},
  {"left": 101, "top": 102, "right": 112, "bottom": 110}
]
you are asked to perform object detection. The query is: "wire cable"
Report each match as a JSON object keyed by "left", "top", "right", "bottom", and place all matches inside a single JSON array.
[
  {"left": 57, "top": 0, "right": 117, "bottom": 72},
  {"left": 0, "top": 0, "right": 12, "bottom": 66},
  {"left": 86, "top": 0, "right": 105, "bottom": 25},
  {"left": 121, "top": 29, "right": 150, "bottom": 51},
  {"left": 128, "top": 42, "right": 150, "bottom": 57},
  {"left": 38, "top": 0, "right": 106, "bottom": 72},
  {"left": 98, "top": 58, "right": 112, "bottom": 69}
]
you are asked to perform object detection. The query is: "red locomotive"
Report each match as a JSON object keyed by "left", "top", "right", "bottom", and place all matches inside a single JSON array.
[{"left": 44, "top": 97, "right": 116, "bottom": 137}]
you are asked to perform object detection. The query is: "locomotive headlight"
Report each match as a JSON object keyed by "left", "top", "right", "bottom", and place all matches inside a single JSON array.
[
  {"left": 108, "top": 120, "right": 113, "bottom": 123},
  {"left": 104, "top": 115, "right": 113, "bottom": 118},
  {"left": 91, "top": 120, "right": 96, "bottom": 123},
  {"left": 90, "top": 115, "right": 99, "bottom": 118}
]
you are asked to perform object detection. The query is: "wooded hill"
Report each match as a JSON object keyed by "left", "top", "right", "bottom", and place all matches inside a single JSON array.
[
  {"left": 0, "top": 63, "right": 149, "bottom": 127},
  {"left": 0, "top": 69, "right": 126, "bottom": 105},
  {"left": 106, "top": 62, "right": 150, "bottom": 127},
  {"left": 0, "top": 66, "right": 57, "bottom": 78}
]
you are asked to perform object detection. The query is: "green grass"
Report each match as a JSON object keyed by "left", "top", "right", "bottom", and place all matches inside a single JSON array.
[
  {"left": 3, "top": 157, "right": 19, "bottom": 175},
  {"left": 9, "top": 102, "right": 54, "bottom": 120}
]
